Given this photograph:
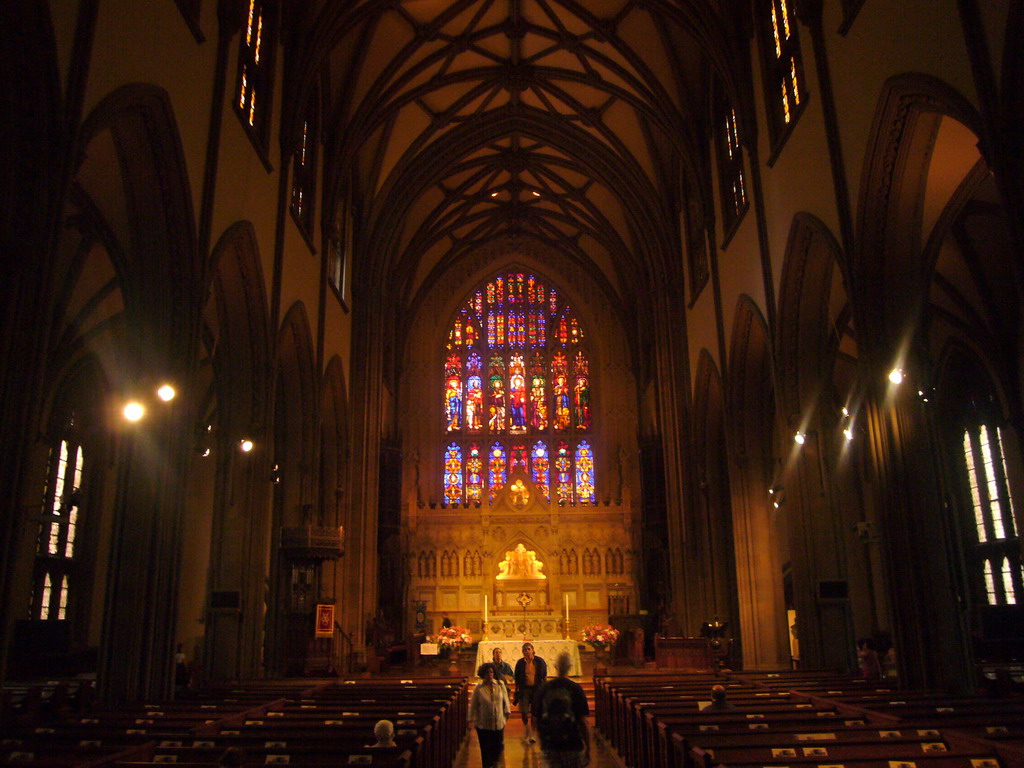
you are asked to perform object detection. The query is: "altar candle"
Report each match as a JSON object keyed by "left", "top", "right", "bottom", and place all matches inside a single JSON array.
[
  {"left": 564, "top": 593, "right": 569, "bottom": 622},
  {"left": 484, "top": 594, "right": 488, "bottom": 623}
]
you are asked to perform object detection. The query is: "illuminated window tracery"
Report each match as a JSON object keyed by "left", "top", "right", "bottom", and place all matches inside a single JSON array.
[
  {"left": 962, "top": 424, "right": 1020, "bottom": 605},
  {"left": 440, "top": 272, "right": 595, "bottom": 505}
]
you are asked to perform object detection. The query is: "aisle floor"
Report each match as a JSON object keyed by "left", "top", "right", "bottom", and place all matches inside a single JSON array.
[{"left": 452, "top": 712, "right": 621, "bottom": 768}]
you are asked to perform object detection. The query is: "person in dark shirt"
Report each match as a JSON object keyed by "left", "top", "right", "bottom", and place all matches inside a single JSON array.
[
  {"left": 700, "top": 684, "right": 737, "bottom": 712},
  {"left": 491, "top": 646, "right": 515, "bottom": 685},
  {"left": 513, "top": 641, "right": 547, "bottom": 743},
  {"left": 531, "top": 652, "right": 590, "bottom": 767}
]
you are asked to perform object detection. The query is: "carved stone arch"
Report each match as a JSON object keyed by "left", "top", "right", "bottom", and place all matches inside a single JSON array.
[
  {"left": 726, "top": 295, "right": 789, "bottom": 669},
  {"left": 320, "top": 356, "right": 348, "bottom": 529},
  {"left": 268, "top": 300, "right": 321, "bottom": 676},
  {"left": 206, "top": 221, "right": 272, "bottom": 438},
  {"left": 76, "top": 83, "right": 199, "bottom": 363},
  {"left": 776, "top": 212, "right": 848, "bottom": 418},
  {"left": 727, "top": 295, "right": 776, "bottom": 466},
  {"left": 934, "top": 340, "right": 1008, "bottom": 426},
  {"left": 855, "top": 73, "right": 982, "bottom": 357},
  {"left": 691, "top": 349, "right": 739, "bottom": 644},
  {"left": 275, "top": 302, "right": 318, "bottom": 526}
]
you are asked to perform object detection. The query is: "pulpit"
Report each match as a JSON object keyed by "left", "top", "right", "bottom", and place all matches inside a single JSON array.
[{"left": 654, "top": 635, "right": 714, "bottom": 671}]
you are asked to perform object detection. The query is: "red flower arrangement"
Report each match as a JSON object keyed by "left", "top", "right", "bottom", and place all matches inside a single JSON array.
[{"left": 581, "top": 623, "right": 620, "bottom": 651}]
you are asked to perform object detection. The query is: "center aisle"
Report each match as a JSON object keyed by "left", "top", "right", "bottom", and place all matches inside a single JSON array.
[{"left": 453, "top": 694, "right": 620, "bottom": 768}]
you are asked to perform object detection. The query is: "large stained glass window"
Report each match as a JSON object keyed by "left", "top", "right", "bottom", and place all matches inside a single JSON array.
[{"left": 441, "top": 271, "right": 596, "bottom": 505}]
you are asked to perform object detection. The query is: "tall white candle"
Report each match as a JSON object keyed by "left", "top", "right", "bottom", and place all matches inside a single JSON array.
[
  {"left": 484, "top": 594, "right": 488, "bottom": 623},
  {"left": 564, "top": 593, "right": 569, "bottom": 622}
]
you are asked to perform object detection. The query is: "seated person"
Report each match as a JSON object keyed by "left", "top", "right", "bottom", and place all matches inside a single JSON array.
[
  {"left": 366, "top": 719, "right": 396, "bottom": 748},
  {"left": 700, "top": 684, "right": 737, "bottom": 712}
]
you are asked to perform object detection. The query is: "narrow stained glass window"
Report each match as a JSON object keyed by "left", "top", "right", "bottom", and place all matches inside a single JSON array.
[
  {"left": 532, "top": 442, "right": 550, "bottom": 500},
  {"left": 235, "top": 0, "right": 275, "bottom": 151},
  {"left": 445, "top": 354, "right": 462, "bottom": 432},
  {"left": 576, "top": 442, "right": 595, "bottom": 503},
  {"left": 961, "top": 420, "right": 1019, "bottom": 606},
  {"left": 488, "top": 443, "right": 507, "bottom": 502},
  {"left": 444, "top": 443, "right": 463, "bottom": 504},
  {"left": 466, "top": 444, "right": 483, "bottom": 502},
  {"left": 555, "top": 442, "right": 573, "bottom": 504},
  {"left": 34, "top": 435, "right": 84, "bottom": 621},
  {"left": 761, "top": 0, "right": 806, "bottom": 148}
]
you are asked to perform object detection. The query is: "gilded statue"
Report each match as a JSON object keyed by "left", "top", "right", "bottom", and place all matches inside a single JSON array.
[{"left": 496, "top": 542, "right": 546, "bottom": 580}]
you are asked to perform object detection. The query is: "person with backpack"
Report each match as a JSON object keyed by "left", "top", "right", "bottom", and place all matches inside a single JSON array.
[{"left": 531, "top": 651, "right": 590, "bottom": 767}]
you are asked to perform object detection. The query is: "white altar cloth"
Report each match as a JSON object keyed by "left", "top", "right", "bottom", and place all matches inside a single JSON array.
[{"left": 475, "top": 639, "right": 583, "bottom": 678}]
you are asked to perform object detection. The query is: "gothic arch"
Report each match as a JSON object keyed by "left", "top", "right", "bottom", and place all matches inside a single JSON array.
[
  {"left": 321, "top": 356, "right": 349, "bottom": 528},
  {"left": 776, "top": 213, "right": 849, "bottom": 417},
  {"left": 275, "top": 302, "right": 318, "bottom": 527},
  {"left": 206, "top": 221, "right": 272, "bottom": 437},
  {"left": 691, "top": 350, "right": 739, "bottom": 650},
  {"left": 77, "top": 84, "right": 198, "bottom": 364},
  {"left": 727, "top": 295, "right": 789, "bottom": 669},
  {"left": 855, "top": 73, "right": 981, "bottom": 360},
  {"left": 197, "top": 221, "right": 274, "bottom": 686}
]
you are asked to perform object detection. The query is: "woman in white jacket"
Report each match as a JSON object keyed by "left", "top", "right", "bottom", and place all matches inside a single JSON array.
[{"left": 468, "top": 661, "right": 512, "bottom": 768}]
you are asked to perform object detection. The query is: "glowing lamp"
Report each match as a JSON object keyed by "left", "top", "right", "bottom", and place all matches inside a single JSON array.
[
  {"left": 240, "top": 439, "right": 254, "bottom": 453},
  {"left": 888, "top": 368, "right": 904, "bottom": 385},
  {"left": 794, "top": 432, "right": 806, "bottom": 445},
  {"left": 156, "top": 384, "right": 176, "bottom": 401},
  {"left": 123, "top": 402, "right": 145, "bottom": 422}
]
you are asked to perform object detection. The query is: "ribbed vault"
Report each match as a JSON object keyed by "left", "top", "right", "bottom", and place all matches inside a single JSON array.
[{"left": 290, "top": 0, "right": 735, "bottom": 338}]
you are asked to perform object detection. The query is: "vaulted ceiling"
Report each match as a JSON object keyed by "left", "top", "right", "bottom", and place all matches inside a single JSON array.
[{"left": 294, "top": 0, "right": 740, "bottom": 320}]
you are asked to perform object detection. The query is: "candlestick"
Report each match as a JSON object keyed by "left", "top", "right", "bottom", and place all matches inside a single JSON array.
[{"left": 484, "top": 594, "right": 488, "bottom": 623}]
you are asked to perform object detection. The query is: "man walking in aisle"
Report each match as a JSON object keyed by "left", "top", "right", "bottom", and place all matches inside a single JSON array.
[{"left": 531, "top": 651, "right": 590, "bottom": 767}]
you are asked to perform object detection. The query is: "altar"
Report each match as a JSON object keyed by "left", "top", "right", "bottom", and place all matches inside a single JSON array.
[{"left": 475, "top": 639, "right": 583, "bottom": 677}]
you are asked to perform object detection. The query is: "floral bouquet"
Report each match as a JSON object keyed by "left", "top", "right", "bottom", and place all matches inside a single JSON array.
[
  {"left": 431, "top": 625, "right": 473, "bottom": 650},
  {"left": 581, "top": 623, "right": 620, "bottom": 651}
]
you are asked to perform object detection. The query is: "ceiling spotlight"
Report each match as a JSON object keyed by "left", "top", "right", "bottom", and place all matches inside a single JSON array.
[
  {"left": 531, "top": 190, "right": 541, "bottom": 197},
  {"left": 843, "top": 427, "right": 854, "bottom": 442},
  {"left": 490, "top": 191, "right": 499, "bottom": 198},
  {"left": 917, "top": 386, "right": 935, "bottom": 403},
  {"left": 123, "top": 401, "right": 145, "bottom": 422},
  {"left": 773, "top": 499, "right": 781, "bottom": 509},
  {"left": 841, "top": 406, "right": 849, "bottom": 417},
  {"left": 239, "top": 438, "right": 254, "bottom": 453},
  {"left": 156, "top": 384, "right": 176, "bottom": 402},
  {"left": 888, "top": 368, "right": 904, "bottom": 385},
  {"left": 794, "top": 432, "right": 806, "bottom": 445},
  {"left": 200, "top": 447, "right": 211, "bottom": 458}
]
